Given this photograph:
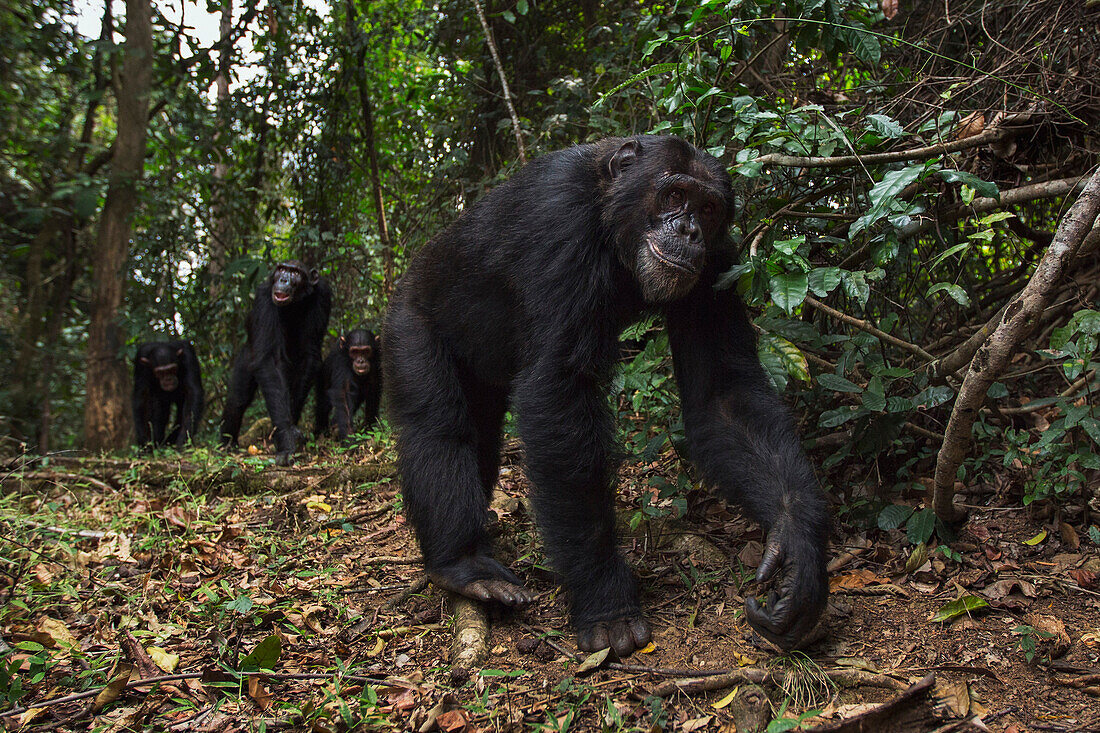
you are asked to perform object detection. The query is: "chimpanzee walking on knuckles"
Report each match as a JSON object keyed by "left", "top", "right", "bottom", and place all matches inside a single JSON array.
[
  {"left": 133, "top": 340, "right": 204, "bottom": 450},
  {"left": 384, "top": 136, "right": 829, "bottom": 657},
  {"left": 220, "top": 260, "right": 332, "bottom": 465},
  {"left": 315, "top": 328, "right": 382, "bottom": 442}
]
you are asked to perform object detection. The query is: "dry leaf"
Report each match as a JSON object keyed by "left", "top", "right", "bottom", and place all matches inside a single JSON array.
[
  {"left": 248, "top": 675, "right": 273, "bottom": 711},
  {"left": 36, "top": 617, "right": 79, "bottom": 651},
  {"left": 147, "top": 646, "right": 179, "bottom": 673},
  {"left": 437, "top": 709, "right": 468, "bottom": 731},
  {"left": 881, "top": 0, "right": 899, "bottom": 19},
  {"left": 93, "top": 662, "right": 133, "bottom": 711}
]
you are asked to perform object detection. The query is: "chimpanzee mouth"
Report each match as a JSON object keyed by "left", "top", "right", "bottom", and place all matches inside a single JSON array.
[
  {"left": 272, "top": 290, "right": 291, "bottom": 303},
  {"left": 353, "top": 366, "right": 370, "bottom": 376},
  {"left": 648, "top": 240, "right": 699, "bottom": 275}
]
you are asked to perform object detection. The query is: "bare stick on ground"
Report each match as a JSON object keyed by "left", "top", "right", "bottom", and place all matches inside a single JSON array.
[
  {"left": 449, "top": 593, "right": 489, "bottom": 669},
  {"left": 933, "top": 166, "right": 1100, "bottom": 522}
]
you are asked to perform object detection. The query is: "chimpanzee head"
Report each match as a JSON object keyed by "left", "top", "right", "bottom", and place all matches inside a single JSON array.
[
  {"left": 342, "top": 329, "right": 378, "bottom": 376},
  {"left": 601, "top": 136, "right": 735, "bottom": 303},
  {"left": 140, "top": 345, "right": 183, "bottom": 391},
  {"left": 270, "top": 260, "right": 320, "bottom": 306}
]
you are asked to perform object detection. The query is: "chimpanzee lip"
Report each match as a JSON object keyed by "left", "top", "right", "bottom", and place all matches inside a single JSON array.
[
  {"left": 353, "top": 367, "right": 370, "bottom": 375},
  {"left": 272, "top": 290, "right": 290, "bottom": 302},
  {"left": 648, "top": 240, "right": 699, "bottom": 275}
]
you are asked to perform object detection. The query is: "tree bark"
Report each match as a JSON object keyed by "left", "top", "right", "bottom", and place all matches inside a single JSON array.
[
  {"left": 207, "top": 0, "right": 234, "bottom": 294},
  {"left": 932, "top": 168, "right": 1100, "bottom": 521},
  {"left": 83, "top": 0, "right": 153, "bottom": 452}
]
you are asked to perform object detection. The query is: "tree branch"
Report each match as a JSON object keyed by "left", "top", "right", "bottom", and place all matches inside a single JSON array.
[
  {"left": 932, "top": 166, "right": 1100, "bottom": 522},
  {"left": 804, "top": 295, "right": 934, "bottom": 361},
  {"left": 471, "top": 0, "right": 526, "bottom": 164}
]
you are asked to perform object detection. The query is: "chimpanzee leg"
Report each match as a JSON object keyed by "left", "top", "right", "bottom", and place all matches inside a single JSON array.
[
  {"left": 314, "top": 375, "right": 331, "bottom": 438},
  {"left": 255, "top": 362, "right": 297, "bottom": 465},
  {"left": 134, "top": 395, "right": 153, "bottom": 448},
  {"left": 151, "top": 398, "right": 171, "bottom": 446},
  {"left": 332, "top": 383, "right": 357, "bottom": 441},
  {"left": 388, "top": 313, "right": 532, "bottom": 606},
  {"left": 469, "top": 382, "right": 507, "bottom": 498},
  {"left": 515, "top": 373, "right": 651, "bottom": 657},
  {"left": 220, "top": 357, "right": 257, "bottom": 449}
]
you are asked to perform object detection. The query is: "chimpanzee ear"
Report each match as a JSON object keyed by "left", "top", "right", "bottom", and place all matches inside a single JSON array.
[
  {"left": 308, "top": 268, "right": 320, "bottom": 285},
  {"left": 608, "top": 139, "right": 641, "bottom": 180},
  {"left": 176, "top": 348, "right": 184, "bottom": 358},
  {"left": 339, "top": 336, "right": 346, "bottom": 349},
  {"left": 140, "top": 357, "right": 152, "bottom": 366}
]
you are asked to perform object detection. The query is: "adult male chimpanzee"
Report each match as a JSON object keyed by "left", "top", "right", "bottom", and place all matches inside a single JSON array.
[
  {"left": 132, "top": 340, "right": 204, "bottom": 449},
  {"left": 383, "top": 136, "right": 829, "bottom": 658},
  {"left": 220, "top": 260, "right": 332, "bottom": 465},
  {"left": 315, "top": 328, "right": 382, "bottom": 441}
]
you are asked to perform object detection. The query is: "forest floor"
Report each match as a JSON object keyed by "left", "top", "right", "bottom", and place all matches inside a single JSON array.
[{"left": 1, "top": 440, "right": 1099, "bottom": 733}]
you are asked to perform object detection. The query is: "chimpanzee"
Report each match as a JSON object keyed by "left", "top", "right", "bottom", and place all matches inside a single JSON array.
[
  {"left": 315, "top": 328, "right": 382, "bottom": 441},
  {"left": 383, "top": 136, "right": 829, "bottom": 657},
  {"left": 220, "top": 260, "right": 332, "bottom": 465},
  {"left": 132, "top": 340, "right": 204, "bottom": 449}
]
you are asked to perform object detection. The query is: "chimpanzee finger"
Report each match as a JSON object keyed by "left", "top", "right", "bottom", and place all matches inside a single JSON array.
[{"left": 756, "top": 535, "right": 784, "bottom": 582}]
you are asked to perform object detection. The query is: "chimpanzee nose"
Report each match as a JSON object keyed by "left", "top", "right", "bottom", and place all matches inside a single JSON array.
[{"left": 677, "top": 216, "right": 701, "bottom": 243}]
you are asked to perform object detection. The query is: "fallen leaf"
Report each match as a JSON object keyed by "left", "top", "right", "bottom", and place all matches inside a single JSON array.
[
  {"left": 638, "top": 641, "right": 657, "bottom": 654},
  {"left": 1059, "top": 523, "right": 1080, "bottom": 549},
  {"left": 930, "top": 595, "right": 989, "bottom": 623},
  {"left": 248, "top": 675, "right": 273, "bottom": 710},
  {"left": 1022, "top": 530, "right": 1047, "bottom": 546},
  {"left": 147, "top": 646, "right": 179, "bottom": 673},
  {"left": 436, "top": 709, "right": 467, "bottom": 731},
  {"left": 367, "top": 637, "right": 385, "bottom": 657},
  {"left": 93, "top": 662, "right": 133, "bottom": 711},
  {"left": 36, "top": 617, "right": 79, "bottom": 651},
  {"left": 682, "top": 716, "right": 712, "bottom": 732},
  {"left": 576, "top": 647, "right": 610, "bottom": 674},
  {"left": 712, "top": 686, "right": 740, "bottom": 709}
]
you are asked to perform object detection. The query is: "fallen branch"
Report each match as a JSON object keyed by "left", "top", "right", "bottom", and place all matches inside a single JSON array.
[
  {"left": 649, "top": 667, "right": 908, "bottom": 698},
  {"left": 933, "top": 167, "right": 1100, "bottom": 522},
  {"left": 449, "top": 593, "right": 489, "bottom": 668}
]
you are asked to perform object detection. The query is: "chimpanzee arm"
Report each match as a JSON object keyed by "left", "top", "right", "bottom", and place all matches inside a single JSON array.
[
  {"left": 132, "top": 350, "right": 153, "bottom": 447},
  {"left": 176, "top": 341, "right": 204, "bottom": 448},
  {"left": 666, "top": 273, "right": 829, "bottom": 650}
]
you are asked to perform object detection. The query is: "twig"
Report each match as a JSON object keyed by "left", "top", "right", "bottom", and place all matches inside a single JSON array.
[
  {"left": 998, "top": 370, "right": 1097, "bottom": 415},
  {"left": 752, "top": 114, "right": 1031, "bottom": 169},
  {"left": 804, "top": 295, "right": 934, "bottom": 361}
]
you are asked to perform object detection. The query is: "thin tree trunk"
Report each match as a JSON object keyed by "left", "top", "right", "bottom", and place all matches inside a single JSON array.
[
  {"left": 932, "top": 167, "right": 1100, "bottom": 521},
  {"left": 345, "top": 0, "right": 394, "bottom": 295},
  {"left": 207, "top": 0, "right": 234, "bottom": 294},
  {"left": 83, "top": 0, "right": 153, "bottom": 452},
  {"left": 471, "top": 0, "right": 525, "bottom": 164}
]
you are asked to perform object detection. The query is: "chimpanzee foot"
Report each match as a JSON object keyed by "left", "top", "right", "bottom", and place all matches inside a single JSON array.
[
  {"left": 577, "top": 616, "right": 651, "bottom": 658},
  {"left": 274, "top": 451, "right": 294, "bottom": 467},
  {"left": 428, "top": 555, "right": 534, "bottom": 607}
]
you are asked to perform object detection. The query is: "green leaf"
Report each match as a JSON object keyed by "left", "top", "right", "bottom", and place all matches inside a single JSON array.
[
  {"left": 906, "top": 508, "right": 935, "bottom": 544},
  {"left": 762, "top": 333, "right": 811, "bottom": 384},
  {"left": 225, "top": 595, "right": 254, "bottom": 614},
  {"left": 841, "top": 271, "right": 870, "bottom": 306},
  {"left": 808, "top": 267, "right": 842, "bottom": 296},
  {"left": 878, "top": 504, "right": 914, "bottom": 530},
  {"left": 819, "top": 405, "right": 862, "bottom": 428},
  {"left": 769, "top": 272, "right": 808, "bottom": 314},
  {"left": 939, "top": 170, "right": 1000, "bottom": 200},
  {"left": 817, "top": 373, "right": 862, "bottom": 393},
  {"left": 927, "top": 282, "right": 971, "bottom": 307},
  {"left": 239, "top": 635, "right": 282, "bottom": 672},
  {"left": 931, "top": 595, "right": 989, "bottom": 623},
  {"left": 850, "top": 164, "right": 924, "bottom": 238},
  {"left": 865, "top": 114, "right": 905, "bottom": 139},
  {"left": 516, "top": 0, "right": 528, "bottom": 14}
]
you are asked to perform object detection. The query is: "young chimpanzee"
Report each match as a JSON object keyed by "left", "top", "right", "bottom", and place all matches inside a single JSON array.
[
  {"left": 219, "top": 260, "right": 332, "bottom": 465},
  {"left": 132, "top": 340, "right": 204, "bottom": 449},
  {"left": 315, "top": 328, "right": 382, "bottom": 441},
  {"left": 384, "top": 136, "right": 829, "bottom": 657}
]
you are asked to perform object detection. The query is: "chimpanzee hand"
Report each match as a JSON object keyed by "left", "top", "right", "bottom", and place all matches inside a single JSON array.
[{"left": 745, "top": 513, "right": 828, "bottom": 650}]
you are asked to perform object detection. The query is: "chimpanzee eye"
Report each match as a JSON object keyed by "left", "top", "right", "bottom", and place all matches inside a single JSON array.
[{"left": 666, "top": 189, "right": 684, "bottom": 210}]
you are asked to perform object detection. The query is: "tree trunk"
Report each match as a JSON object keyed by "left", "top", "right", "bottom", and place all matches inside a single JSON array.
[
  {"left": 207, "top": 0, "right": 234, "bottom": 293},
  {"left": 83, "top": 0, "right": 153, "bottom": 452},
  {"left": 345, "top": 0, "right": 394, "bottom": 295}
]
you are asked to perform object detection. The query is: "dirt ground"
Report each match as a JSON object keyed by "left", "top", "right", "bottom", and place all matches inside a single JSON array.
[{"left": 1, "top": 445, "right": 1099, "bottom": 732}]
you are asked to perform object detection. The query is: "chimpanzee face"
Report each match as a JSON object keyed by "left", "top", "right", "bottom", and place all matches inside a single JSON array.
[
  {"left": 140, "top": 347, "right": 183, "bottom": 391},
  {"left": 270, "top": 260, "right": 319, "bottom": 306},
  {"left": 604, "top": 138, "right": 733, "bottom": 303},
  {"left": 349, "top": 344, "right": 373, "bottom": 375}
]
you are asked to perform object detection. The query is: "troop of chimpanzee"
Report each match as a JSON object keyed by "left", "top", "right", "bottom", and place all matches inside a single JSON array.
[
  {"left": 129, "top": 135, "right": 829, "bottom": 655},
  {"left": 384, "top": 135, "right": 829, "bottom": 655},
  {"left": 132, "top": 341, "right": 204, "bottom": 449}
]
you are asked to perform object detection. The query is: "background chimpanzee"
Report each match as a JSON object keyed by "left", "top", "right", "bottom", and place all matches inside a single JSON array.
[
  {"left": 220, "top": 260, "right": 332, "bottom": 465},
  {"left": 315, "top": 328, "right": 382, "bottom": 441},
  {"left": 132, "top": 340, "right": 204, "bottom": 449},
  {"left": 384, "top": 136, "right": 829, "bottom": 657}
]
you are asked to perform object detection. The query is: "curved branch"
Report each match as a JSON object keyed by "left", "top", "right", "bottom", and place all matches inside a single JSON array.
[
  {"left": 752, "top": 114, "right": 1033, "bottom": 169},
  {"left": 471, "top": 0, "right": 526, "bottom": 164},
  {"left": 932, "top": 167, "right": 1100, "bottom": 522},
  {"left": 804, "top": 295, "right": 934, "bottom": 361}
]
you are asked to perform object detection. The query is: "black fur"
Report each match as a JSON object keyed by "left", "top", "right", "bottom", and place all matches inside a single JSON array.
[
  {"left": 315, "top": 328, "right": 382, "bottom": 440},
  {"left": 132, "top": 340, "right": 204, "bottom": 449},
  {"left": 220, "top": 261, "right": 332, "bottom": 465},
  {"left": 383, "top": 136, "right": 828, "bottom": 656}
]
